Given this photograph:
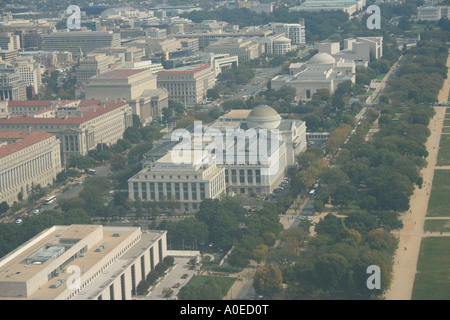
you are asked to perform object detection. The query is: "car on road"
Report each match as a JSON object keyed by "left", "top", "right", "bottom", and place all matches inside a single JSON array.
[{"left": 15, "top": 219, "right": 22, "bottom": 224}]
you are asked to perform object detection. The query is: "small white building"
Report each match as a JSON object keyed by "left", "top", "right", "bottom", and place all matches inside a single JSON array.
[{"left": 271, "top": 52, "right": 355, "bottom": 101}]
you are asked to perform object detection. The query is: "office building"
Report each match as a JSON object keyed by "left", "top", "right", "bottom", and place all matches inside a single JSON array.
[
  {"left": 42, "top": 31, "right": 120, "bottom": 58},
  {"left": 0, "top": 49, "right": 18, "bottom": 62},
  {"left": 260, "top": 34, "right": 293, "bottom": 55},
  {"left": 208, "top": 53, "right": 239, "bottom": 77},
  {"left": 318, "top": 37, "right": 383, "bottom": 63},
  {"left": 179, "top": 38, "right": 200, "bottom": 53},
  {"left": 0, "top": 63, "right": 27, "bottom": 101},
  {"left": 268, "top": 21, "right": 306, "bottom": 45},
  {"left": 147, "top": 28, "right": 167, "bottom": 39},
  {"left": 14, "top": 29, "right": 43, "bottom": 50},
  {"left": 417, "top": 6, "right": 450, "bottom": 20},
  {"left": 92, "top": 46, "right": 145, "bottom": 66},
  {"left": 0, "top": 131, "right": 61, "bottom": 205},
  {"left": 76, "top": 54, "right": 116, "bottom": 83},
  {"left": 156, "top": 64, "right": 215, "bottom": 106},
  {"left": 0, "top": 224, "right": 167, "bottom": 300},
  {"left": 0, "top": 33, "right": 21, "bottom": 51},
  {"left": 14, "top": 56, "right": 42, "bottom": 94},
  {"left": 205, "top": 38, "right": 263, "bottom": 62},
  {"left": 289, "top": 0, "right": 366, "bottom": 16}
]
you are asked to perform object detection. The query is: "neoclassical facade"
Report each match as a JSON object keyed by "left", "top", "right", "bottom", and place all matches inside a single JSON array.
[
  {"left": 271, "top": 52, "right": 355, "bottom": 100},
  {"left": 0, "top": 100, "right": 133, "bottom": 159},
  {"left": 85, "top": 68, "right": 168, "bottom": 124},
  {"left": 0, "top": 131, "right": 61, "bottom": 205}
]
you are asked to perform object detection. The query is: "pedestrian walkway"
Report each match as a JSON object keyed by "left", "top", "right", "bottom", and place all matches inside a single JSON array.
[{"left": 384, "top": 107, "right": 446, "bottom": 300}]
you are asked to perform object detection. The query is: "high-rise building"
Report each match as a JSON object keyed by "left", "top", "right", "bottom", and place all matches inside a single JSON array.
[{"left": 0, "top": 224, "right": 168, "bottom": 300}]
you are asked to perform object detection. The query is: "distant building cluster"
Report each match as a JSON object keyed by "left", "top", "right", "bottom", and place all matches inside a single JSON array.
[
  {"left": 0, "top": 1, "right": 311, "bottom": 105},
  {"left": 289, "top": 0, "right": 367, "bottom": 16}
]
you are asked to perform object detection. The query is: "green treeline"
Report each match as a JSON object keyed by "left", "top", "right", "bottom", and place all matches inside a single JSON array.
[{"left": 276, "top": 39, "right": 446, "bottom": 299}]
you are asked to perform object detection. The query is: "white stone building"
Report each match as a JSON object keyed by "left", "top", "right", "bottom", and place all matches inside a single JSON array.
[
  {"left": 128, "top": 105, "right": 307, "bottom": 210},
  {"left": 0, "top": 131, "right": 61, "bottom": 205},
  {"left": 271, "top": 52, "right": 356, "bottom": 100}
]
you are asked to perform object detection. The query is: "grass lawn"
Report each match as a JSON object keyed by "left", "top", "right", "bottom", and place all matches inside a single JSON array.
[
  {"left": 441, "top": 127, "right": 450, "bottom": 134},
  {"left": 375, "top": 74, "right": 386, "bottom": 82},
  {"left": 335, "top": 201, "right": 364, "bottom": 216},
  {"left": 436, "top": 135, "right": 450, "bottom": 166},
  {"left": 182, "top": 275, "right": 236, "bottom": 299},
  {"left": 423, "top": 219, "right": 450, "bottom": 233},
  {"left": 427, "top": 170, "right": 450, "bottom": 217},
  {"left": 445, "top": 113, "right": 450, "bottom": 119},
  {"left": 412, "top": 237, "right": 450, "bottom": 300}
]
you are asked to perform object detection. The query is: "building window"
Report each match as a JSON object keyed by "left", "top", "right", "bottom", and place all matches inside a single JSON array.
[
  {"left": 175, "top": 183, "right": 180, "bottom": 200},
  {"left": 200, "top": 183, "right": 205, "bottom": 200},
  {"left": 158, "top": 182, "right": 164, "bottom": 199},
  {"left": 150, "top": 182, "right": 155, "bottom": 200},
  {"left": 141, "top": 183, "right": 147, "bottom": 200},
  {"left": 191, "top": 183, "right": 197, "bottom": 201},
  {"left": 239, "top": 170, "right": 245, "bottom": 183},
  {"left": 247, "top": 170, "right": 253, "bottom": 183},
  {"left": 183, "top": 182, "right": 189, "bottom": 200}
]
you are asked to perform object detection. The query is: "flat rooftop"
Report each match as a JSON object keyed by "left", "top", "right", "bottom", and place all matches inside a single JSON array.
[
  {"left": 0, "top": 225, "right": 164, "bottom": 300},
  {"left": 219, "top": 109, "right": 252, "bottom": 120}
]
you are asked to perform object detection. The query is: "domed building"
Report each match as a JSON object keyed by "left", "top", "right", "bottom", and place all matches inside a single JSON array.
[
  {"left": 246, "top": 105, "right": 282, "bottom": 129},
  {"left": 128, "top": 105, "right": 308, "bottom": 211},
  {"left": 208, "top": 105, "right": 307, "bottom": 196},
  {"left": 270, "top": 51, "right": 355, "bottom": 100},
  {"left": 307, "top": 52, "right": 336, "bottom": 66}
]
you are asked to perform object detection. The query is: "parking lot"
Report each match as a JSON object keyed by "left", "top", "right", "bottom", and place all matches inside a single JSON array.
[{"left": 143, "top": 257, "right": 200, "bottom": 300}]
